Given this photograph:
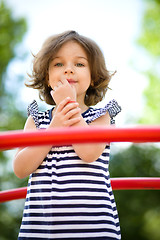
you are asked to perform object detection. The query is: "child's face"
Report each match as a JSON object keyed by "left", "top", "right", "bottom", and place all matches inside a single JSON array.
[{"left": 48, "top": 41, "right": 91, "bottom": 103}]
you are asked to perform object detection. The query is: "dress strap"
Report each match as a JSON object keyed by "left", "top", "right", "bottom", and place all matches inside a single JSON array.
[
  {"left": 88, "top": 99, "right": 121, "bottom": 125},
  {"left": 27, "top": 100, "right": 39, "bottom": 128}
]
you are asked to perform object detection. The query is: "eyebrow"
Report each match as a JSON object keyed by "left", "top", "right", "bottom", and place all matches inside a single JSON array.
[
  {"left": 52, "top": 56, "right": 88, "bottom": 61},
  {"left": 76, "top": 56, "right": 88, "bottom": 60}
]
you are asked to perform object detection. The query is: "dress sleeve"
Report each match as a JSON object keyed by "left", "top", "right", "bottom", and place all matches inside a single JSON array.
[
  {"left": 105, "top": 99, "right": 122, "bottom": 124},
  {"left": 27, "top": 100, "right": 39, "bottom": 128},
  {"left": 88, "top": 99, "right": 121, "bottom": 125}
]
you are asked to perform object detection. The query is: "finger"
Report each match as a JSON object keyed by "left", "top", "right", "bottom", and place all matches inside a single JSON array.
[
  {"left": 57, "top": 80, "right": 63, "bottom": 87},
  {"left": 61, "top": 79, "right": 68, "bottom": 84},
  {"left": 64, "top": 116, "right": 81, "bottom": 127},
  {"left": 62, "top": 79, "right": 72, "bottom": 88},
  {"left": 65, "top": 107, "right": 81, "bottom": 119},
  {"left": 61, "top": 101, "right": 79, "bottom": 115},
  {"left": 56, "top": 97, "right": 71, "bottom": 112},
  {"left": 53, "top": 86, "right": 58, "bottom": 91}
]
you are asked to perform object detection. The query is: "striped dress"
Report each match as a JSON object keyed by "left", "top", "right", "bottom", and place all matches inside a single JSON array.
[{"left": 18, "top": 99, "right": 121, "bottom": 240}]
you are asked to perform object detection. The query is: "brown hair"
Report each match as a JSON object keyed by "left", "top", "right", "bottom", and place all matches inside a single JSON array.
[{"left": 26, "top": 30, "right": 115, "bottom": 106}]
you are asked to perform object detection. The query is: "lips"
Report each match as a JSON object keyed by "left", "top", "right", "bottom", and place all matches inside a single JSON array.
[{"left": 67, "top": 79, "right": 77, "bottom": 84}]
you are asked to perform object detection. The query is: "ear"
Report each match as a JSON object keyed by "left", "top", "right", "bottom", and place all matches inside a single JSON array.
[{"left": 90, "top": 80, "right": 94, "bottom": 87}]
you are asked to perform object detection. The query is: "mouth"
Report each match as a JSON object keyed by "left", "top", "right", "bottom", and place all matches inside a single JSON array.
[{"left": 67, "top": 79, "right": 77, "bottom": 84}]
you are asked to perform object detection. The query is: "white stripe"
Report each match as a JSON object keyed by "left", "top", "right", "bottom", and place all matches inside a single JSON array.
[
  {"left": 25, "top": 199, "right": 113, "bottom": 206},
  {"left": 23, "top": 207, "right": 115, "bottom": 214},
  {"left": 28, "top": 183, "right": 112, "bottom": 190},
  {"left": 20, "top": 223, "right": 119, "bottom": 231},
  {"left": 47, "top": 152, "right": 77, "bottom": 159},
  {"left": 30, "top": 175, "right": 111, "bottom": 183},
  {"left": 42, "top": 159, "right": 110, "bottom": 170},
  {"left": 34, "top": 166, "right": 109, "bottom": 176},
  {"left": 21, "top": 215, "right": 120, "bottom": 223},
  {"left": 19, "top": 231, "right": 121, "bottom": 239},
  {"left": 27, "top": 191, "right": 113, "bottom": 198}
]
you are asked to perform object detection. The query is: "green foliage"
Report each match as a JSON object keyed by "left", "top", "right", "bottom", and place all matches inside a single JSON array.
[
  {"left": 142, "top": 208, "right": 160, "bottom": 240},
  {"left": 110, "top": 145, "right": 160, "bottom": 240},
  {"left": 0, "top": 1, "right": 28, "bottom": 239},
  {"left": 0, "top": 0, "right": 27, "bottom": 92},
  {"left": 136, "top": 0, "right": 160, "bottom": 124},
  {"left": 0, "top": 0, "right": 27, "bottom": 131},
  {"left": 0, "top": 200, "right": 25, "bottom": 240},
  {"left": 137, "top": 0, "right": 160, "bottom": 57},
  {"left": 139, "top": 72, "right": 160, "bottom": 124},
  {"left": 110, "top": 145, "right": 160, "bottom": 178}
]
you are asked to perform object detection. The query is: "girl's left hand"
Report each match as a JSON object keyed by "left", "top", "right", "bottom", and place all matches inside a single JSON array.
[
  {"left": 50, "top": 79, "right": 76, "bottom": 105},
  {"left": 49, "top": 97, "right": 81, "bottom": 128}
]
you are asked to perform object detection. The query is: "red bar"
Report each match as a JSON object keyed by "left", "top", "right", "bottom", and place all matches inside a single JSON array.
[
  {"left": 111, "top": 177, "right": 160, "bottom": 190},
  {"left": 0, "top": 187, "right": 27, "bottom": 203},
  {"left": 0, "top": 126, "right": 160, "bottom": 150},
  {"left": 0, "top": 178, "right": 160, "bottom": 203}
]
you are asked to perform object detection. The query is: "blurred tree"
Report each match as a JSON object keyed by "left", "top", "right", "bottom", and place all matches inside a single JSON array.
[
  {"left": 0, "top": 0, "right": 27, "bottom": 130},
  {"left": 110, "top": 145, "right": 160, "bottom": 240},
  {"left": 0, "top": 1, "right": 28, "bottom": 239},
  {"left": 110, "top": 0, "right": 160, "bottom": 239},
  {"left": 136, "top": 0, "right": 160, "bottom": 123}
]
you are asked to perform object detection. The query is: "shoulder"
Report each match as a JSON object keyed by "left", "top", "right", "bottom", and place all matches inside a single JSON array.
[
  {"left": 90, "top": 111, "right": 110, "bottom": 126},
  {"left": 14, "top": 115, "right": 36, "bottom": 157},
  {"left": 24, "top": 115, "right": 36, "bottom": 130},
  {"left": 83, "top": 99, "right": 121, "bottom": 125},
  {"left": 27, "top": 100, "right": 52, "bottom": 128}
]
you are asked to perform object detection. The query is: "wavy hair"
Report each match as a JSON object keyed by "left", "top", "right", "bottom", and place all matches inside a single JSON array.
[{"left": 26, "top": 30, "right": 115, "bottom": 106}]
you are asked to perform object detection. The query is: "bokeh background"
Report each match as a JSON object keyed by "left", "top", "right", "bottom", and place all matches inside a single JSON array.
[{"left": 0, "top": 0, "right": 160, "bottom": 239}]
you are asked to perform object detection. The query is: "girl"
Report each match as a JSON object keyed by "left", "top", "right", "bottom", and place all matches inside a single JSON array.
[{"left": 13, "top": 30, "right": 121, "bottom": 240}]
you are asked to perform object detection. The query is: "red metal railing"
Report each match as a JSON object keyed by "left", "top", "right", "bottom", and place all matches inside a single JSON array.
[
  {"left": 0, "top": 178, "right": 160, "bottom": 203},
  {"left": 0, "top": 126, "right": 160, "bottom": 202},
  {"left": 0, "top": 126, "right": 160, "bottom": 150}
]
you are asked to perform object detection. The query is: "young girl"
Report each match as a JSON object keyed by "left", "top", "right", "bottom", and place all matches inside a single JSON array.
[{"left": 13, "top": 30, "right": 121, "bottom": 240}]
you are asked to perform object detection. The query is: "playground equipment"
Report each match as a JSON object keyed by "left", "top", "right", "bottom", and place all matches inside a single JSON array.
[{"left": 0, "top": 126, "right": 160, "bottom": 203}]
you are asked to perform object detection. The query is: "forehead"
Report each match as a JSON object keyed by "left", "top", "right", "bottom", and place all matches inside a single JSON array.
[{"left": 54, "top": 40, "right": 88, "bottom": 58}]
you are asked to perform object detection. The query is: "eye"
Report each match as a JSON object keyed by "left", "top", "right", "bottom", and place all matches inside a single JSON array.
[
  {"left": 54, "top": 63, "right": 63, "bottom": 67},
  {"left": 76, "top": 63, "right": 85, "bottom": 67}
]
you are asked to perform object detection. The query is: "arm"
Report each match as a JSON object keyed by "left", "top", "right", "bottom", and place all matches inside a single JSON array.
[
  {"left": 13, "top": 98, "right": 81, "bottom": 179},
  {"left": 49, "top": 97, "right": 110, "bottom": 163},
  {"left": 13, "top": 116, "right": 53, "bottom": 179},
  {"left": 72, "top": 111, "right": 110, "bottom": 163},
  {"left": 51, "top": 80, "right": 110, "bottom": 163}
]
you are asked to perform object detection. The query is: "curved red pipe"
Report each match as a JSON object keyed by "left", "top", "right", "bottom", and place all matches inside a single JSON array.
[
  {"left": 0, "top": 178, "right": 160, "bottom": 203},
  {"left": 0, "top": 126, "right": 160, "bottom": 150},
  {"left": 0, "top": 127, "right": 160, "bottom": 202}
]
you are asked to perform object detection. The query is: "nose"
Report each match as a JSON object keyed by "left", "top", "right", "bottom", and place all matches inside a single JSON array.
[{"left": 64, "top": 64, "right": 74, "bottom": 74}]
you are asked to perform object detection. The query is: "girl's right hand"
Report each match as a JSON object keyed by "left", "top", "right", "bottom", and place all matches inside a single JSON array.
[
  {"left": 50, "top": 79, "right": 76, "bottom": 105},
  {"left": 49, "top": 97, "right": 81, "bottom": 128}
]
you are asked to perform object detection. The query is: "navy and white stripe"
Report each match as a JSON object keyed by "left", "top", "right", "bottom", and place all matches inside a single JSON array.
[
  {"left": 18, "top": 100, "right": 121, "bottom": 240},
  {"left": 85, "top": 99, "right": 121, "bottom": 125},
  {"left": 27, "top": 100, "right": 39, "bottom": 128}
]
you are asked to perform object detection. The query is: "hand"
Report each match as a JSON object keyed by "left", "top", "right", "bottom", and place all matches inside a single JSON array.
[
  {"left": 49, "top": 97, "right": 81, "bottom": 128},
  {"left": 50, "top": 79, "right": 76, "bottom": 105}
]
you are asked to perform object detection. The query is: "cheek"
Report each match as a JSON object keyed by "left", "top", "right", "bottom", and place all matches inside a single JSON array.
[
  {"left": 86, "top": 71, "right": 91, "bottom": 86},
  {"left": 48, "top": 68, "right": 55, "bottom": 79},
  {"left": 48, "top": 70, "right": 58, "bottom": 86},
  {"left": 81, "top": 73, "right": 91, "bottom": 91}
]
